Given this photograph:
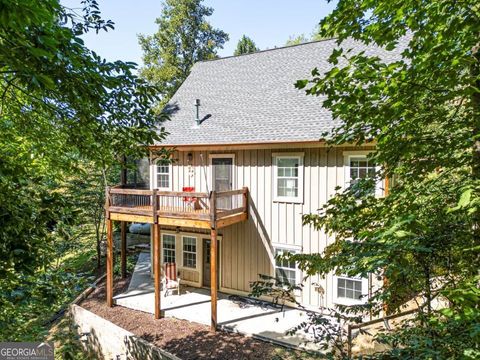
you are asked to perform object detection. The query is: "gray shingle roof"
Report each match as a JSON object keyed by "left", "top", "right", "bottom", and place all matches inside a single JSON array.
[{"left": 157, "top": 38, "right": 405, "bottom": 146}]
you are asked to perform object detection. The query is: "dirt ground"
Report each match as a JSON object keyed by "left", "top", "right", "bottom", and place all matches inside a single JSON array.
[{"left": 81, "top": 278, "right": 318, "bottom": 360}]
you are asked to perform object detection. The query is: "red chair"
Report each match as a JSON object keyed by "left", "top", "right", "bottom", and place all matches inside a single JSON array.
[
  {"left": 182, "top": 186, "right": 195, "bottom": 203},
  {"left": 163, "top": 263, "right": 181, "bottom": 296}
]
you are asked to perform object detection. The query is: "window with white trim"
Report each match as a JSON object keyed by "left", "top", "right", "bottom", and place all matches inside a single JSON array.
[
  {"left": 274, "top": 248, "right": 298, "bottom": 286},
  {"left": 334, "top": 275, "right": 368, "bottom": 305},
  {"left": 345, "top": 152, "right": 382, "bottom": 196},
  {"left": 349, "top": 157, "right": 376, "bottom": 185},
  {"left": 182, "top": 236, "right": 197, "bottom": 268},
  {"left": 156, "top": 161, "right": 171, "bottom": 190},
  {"left": 273, "top": 154, "right": 304, "bottom": 203},
  {"left": 337, "top": 277, "right": 362, "bottom": 300},
  {"left": 162, "top": 234, "right": 176, "bottom": 264}
]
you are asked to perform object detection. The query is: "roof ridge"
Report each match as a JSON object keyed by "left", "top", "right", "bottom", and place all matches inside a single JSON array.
[{"left": 198, "top": 37, "right": 338, "bottom": 64}]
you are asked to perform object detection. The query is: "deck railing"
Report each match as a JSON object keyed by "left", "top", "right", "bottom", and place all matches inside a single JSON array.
[{"left": 106, "top": 186, "right": 248, "bottom": 223}]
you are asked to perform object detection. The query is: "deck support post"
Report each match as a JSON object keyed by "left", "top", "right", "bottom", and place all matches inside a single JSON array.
[
  {"left": 106, "top": 218, "right": 114, "bottom": 307},
  {"left": 120, "top": 221, "right": 127, "bottom": 279},
  {"left": 153, "top": 223, "right": 162, "bottom": 319},
  {"left": 210, "top": 228, "right": 218, "bottom": 332}
]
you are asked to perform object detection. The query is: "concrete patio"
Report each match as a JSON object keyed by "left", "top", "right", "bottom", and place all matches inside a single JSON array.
[{"left": 114, "top": 252, "right": 321, "bottom": 351}]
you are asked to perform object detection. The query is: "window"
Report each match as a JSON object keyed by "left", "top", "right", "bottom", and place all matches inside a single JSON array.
[
  {"left": 162, "top": 234, "right": 176, "bottom": 264},
  {"left": 349, "top": 157, "right": 376, "bottom": 185},
  {"left": 274, "top": 248, "right": 298, "bottom": 286},
  {"left": 273, "top": 153, "right": 304, "bottom": 203},
  {"left": 344, "top": 152, "right": 382, "bottom": 196},
  {"left": 156, "top": 161, "right": 171, "bottom": 190},
  {"left": 337, "top": 277, "right": 362, "bottom": 300},
  {"left": 182, "top": 236, "right": 197, "bottom": 268},
  {"left": 334, "top": 276, "right": 368, "bottom": 305}
]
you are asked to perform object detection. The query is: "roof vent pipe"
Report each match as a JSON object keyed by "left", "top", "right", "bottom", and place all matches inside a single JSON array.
[{"left": 195, "top": 99, "right": 201, "bottom": 126}]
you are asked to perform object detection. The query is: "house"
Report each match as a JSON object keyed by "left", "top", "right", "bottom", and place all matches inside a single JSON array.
[{"left": 104, "top": 38, "right": 404, "bottom": 331}]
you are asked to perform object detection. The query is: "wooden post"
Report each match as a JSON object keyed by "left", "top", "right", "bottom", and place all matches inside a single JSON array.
[
  {"left": 347, "top": 324, "right": 352, "bottom": 358},
  {"left": 153, "top": 223, "right": 162, "bottom": 319},
  {"left": 120, "top": 221, "right": 127, "bottom": 279},
  {"left": 210, "top": 228, "right": 218, "bottom": 331},
  {"left": 106, "top": 218, "right": 114, "bottom": 307},
  {"left": 242, "top": 187, "right": 248, "bottom": 218},
  {"left": 152, "top": 189, "right": 158, "bottom": 224},
  {"left": 210, "top": 191, "right": 217, "bottom": 229}
]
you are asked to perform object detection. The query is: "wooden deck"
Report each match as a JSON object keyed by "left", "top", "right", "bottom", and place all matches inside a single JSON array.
[
  {"left": 105, "top": 185, "right": 249, "bottom": 331},
  {"left": 105, "top": 186, "right": 248, "bottom": 229}
]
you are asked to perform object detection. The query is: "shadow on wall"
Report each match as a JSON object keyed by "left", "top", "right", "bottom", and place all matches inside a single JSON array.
[
  {"left": 248, "top": 192, "right": 274, "bottom": 267},
  {"left": 81, "top": 327, "right": 113, "bottom": 359},
  {"left": 81, "top": 322, "right": 179, "bottom": 360},
  {"left": 125, "top": 335, "right": 179, "bottom": 360}
]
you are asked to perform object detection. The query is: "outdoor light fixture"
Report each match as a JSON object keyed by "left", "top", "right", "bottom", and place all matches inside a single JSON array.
[
  {"left": 187, "top": 152, "right": 193, "bottom": 163},
  {"left": 176, "top": 226, "right": 180, "bottom": 233}
]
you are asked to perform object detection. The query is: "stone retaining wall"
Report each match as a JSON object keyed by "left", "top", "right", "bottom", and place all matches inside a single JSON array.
[{"left": 70, "top": 304, "right": 179, "bottom": 360}]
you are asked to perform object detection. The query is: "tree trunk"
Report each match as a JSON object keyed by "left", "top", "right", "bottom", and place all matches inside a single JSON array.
[
  {"left": 472, "top": 44, "right": 480, "bottom": 274},
  {"left": 96, "top": 223, "right": 101, "bottom": 268}
]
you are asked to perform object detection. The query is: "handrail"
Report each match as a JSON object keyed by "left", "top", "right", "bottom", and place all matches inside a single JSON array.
[
  {"left": 109, "top": 188, "right": 210, "bottom": 198},
  {"left": 106, "top": 186, "right": 249, "bottom": 223},
  {"left": 215, "top": 189, "right": 246, "bottom": 197},
  {"left": 109, "top": 188, "right": 153, "bottom": 195},
  {"left": 346, "top": 307, "right": 420, "bottom": 358},
  {"left": 157, "top": 190, "right": 209, "bottom": 198}
]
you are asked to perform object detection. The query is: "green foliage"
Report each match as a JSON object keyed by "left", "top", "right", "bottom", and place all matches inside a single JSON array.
[
  {"left": 51, "top": 315, "right": 95, "bottom": 359},
  {"left": 234, "top": 35, "right": 259, "bottom": 56},
  {"left": 285, "top": 24, "right": 332, "bottom": 46},
  {"left": 0, "top": 0, "right": 165, "bottom": 347},
  {"left": 139, "top": 0, "right": 229, "bottom": 109},
  {"left": 285, "top": 34, "right": 310, "bottom": 46},
  {"left": 113, "top": 252, "right": 139, "bottom": 277},
  {"left": 65, "top": 161, "right": 120, "bottom": 268},
  {"left": 281, "top": 0, "right": 480, "bottom": 357}
]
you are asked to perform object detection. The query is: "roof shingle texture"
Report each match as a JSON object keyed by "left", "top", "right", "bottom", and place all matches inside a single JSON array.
[{"left": 158, "top": 38, "right": 405, "bottom": 146}]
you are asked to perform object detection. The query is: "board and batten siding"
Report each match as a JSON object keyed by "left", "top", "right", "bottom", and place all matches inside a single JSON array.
[{"left": 151, "top": 146, "right": 375, "bottom": 308}]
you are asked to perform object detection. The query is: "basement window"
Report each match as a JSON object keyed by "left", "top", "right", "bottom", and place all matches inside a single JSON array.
[
  {"left": 274, "top": 247, "right": 299, "bottom": 286},
  {"left": 162, "top": 234, "right": 176, "bottom": 264},
  {"left": 182, "top": 236, "right": 197, "bottom": 269},
  {"left": 334, "top": 276, "right": 368, "bottom": 305}
]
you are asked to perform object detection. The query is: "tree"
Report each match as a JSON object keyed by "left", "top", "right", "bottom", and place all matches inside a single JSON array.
[
  {"left": 234, "top": 35, "right": 259, "bottom": 56},
  {"left": 139, "top": 0, "right": 229, "bottom": 109},
  {"left": 285, "top": 34, "right": 309, "bottom": 46},
  {"left": 0, "top": 0, "right": 166, "bottom": 341},
  {"left": 286, "top": 25, "right": 334, "bottom": 46},
  {"left": 258, "top": 0, "right": 480, "bottom": 357}
]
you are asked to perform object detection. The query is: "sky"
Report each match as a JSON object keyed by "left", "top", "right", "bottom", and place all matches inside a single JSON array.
[{"left": 61, "top": 0, "right": 336, "bottom": 66}]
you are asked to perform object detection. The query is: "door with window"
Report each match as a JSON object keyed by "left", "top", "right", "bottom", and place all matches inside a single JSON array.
[
  {"left": 211, "top": 156, "right": 233, "bottom": 209},
  {"left": 202, "top": 238, "right": 219, "bottom": 287}
]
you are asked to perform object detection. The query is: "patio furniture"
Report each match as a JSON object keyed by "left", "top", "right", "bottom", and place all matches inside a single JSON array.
[
  {"left": 182, "top": 186, "right": 196, "bottom": 210},
  {"left": 182, "top": 186, "right": 204, "bottom": 210},
  {"left": 163, "top": 262, "right": 181, "bottom": 297}
]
